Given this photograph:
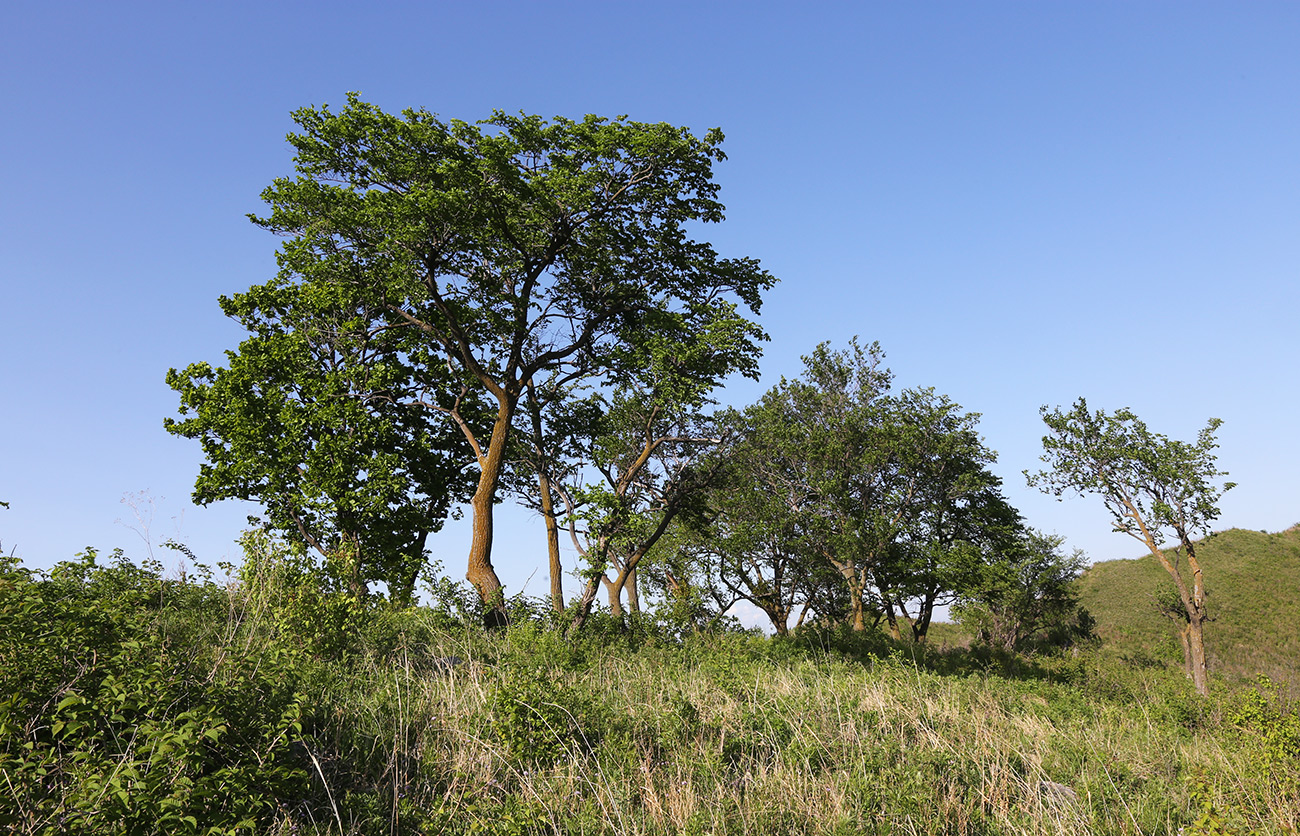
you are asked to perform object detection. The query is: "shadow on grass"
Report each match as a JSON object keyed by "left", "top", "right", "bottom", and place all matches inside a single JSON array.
[{"left": 770, "top": 624, "right": 1070, "bottom": 684}]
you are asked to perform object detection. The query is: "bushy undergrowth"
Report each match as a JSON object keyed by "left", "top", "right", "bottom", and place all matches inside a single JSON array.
[
  {"left": 2, "top": 549, "right": 1298, "bottom": 835},
  {"left": 0, "top": 551, "right": 309, "bottom": 834}
]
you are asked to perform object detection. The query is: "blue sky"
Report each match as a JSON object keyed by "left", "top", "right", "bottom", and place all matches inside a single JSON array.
[{"left": 2, "top": 2, "right": 1297, "bottom": 605}]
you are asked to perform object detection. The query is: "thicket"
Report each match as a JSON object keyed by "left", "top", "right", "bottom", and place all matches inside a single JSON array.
[{"left": 3, "top": 545, "right": 1298, "bottom": 835}]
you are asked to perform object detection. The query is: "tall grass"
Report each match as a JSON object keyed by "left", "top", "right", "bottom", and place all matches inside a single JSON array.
[
  {"left": 3, "top": 550, "right": 1297, "bottom": 834},
  {"left": 284, "top": 615, "right": 1297, "bottom": 835}
]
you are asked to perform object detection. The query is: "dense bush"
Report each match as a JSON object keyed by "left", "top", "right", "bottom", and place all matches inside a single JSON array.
[{"left": 0, "top": 551, "right": 311, "bottom": 834}]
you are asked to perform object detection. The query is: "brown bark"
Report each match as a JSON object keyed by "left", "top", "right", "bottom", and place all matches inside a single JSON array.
[
  {"left": 1186, "top": 617, "right": 1209, "bottom": 695},
  {"left": 601, "top": 574, "right": 624, "bottom": 617},
  {"left": 849, "top": 580, "right": 868, "bottom": 632},
  {"left": 625, "top": 565, "right": 641, "bottom": 614},
  {"left": 538, "top": 471, "right": 564, "bottom": 613},
  {"left": 465, "top": 405, "right": 514, "bottom": 629},
  {"left": 882, "top": 600, "right": 902, "bottom": 640},
  {"left": 525, "top": 382, "right": 566, "bottom": 614},
  {"left": 911, "top": 592, "right": 936, "bottom": 643}
]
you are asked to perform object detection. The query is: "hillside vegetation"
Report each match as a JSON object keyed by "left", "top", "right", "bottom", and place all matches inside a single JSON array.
[
  {"left": 3, "top": 548, "right": 1299, "bottom": 835},
  {"left": 1076, "top": 526, "right": 1300, "bottom": 692}
]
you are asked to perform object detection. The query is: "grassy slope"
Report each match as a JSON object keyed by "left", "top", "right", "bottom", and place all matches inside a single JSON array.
[
  {"left": 1076, "top": 525, "right": 1300, "bottom": 690},
  {"left": 8, "top": 548, "right": 1300, "bottom": 834}
]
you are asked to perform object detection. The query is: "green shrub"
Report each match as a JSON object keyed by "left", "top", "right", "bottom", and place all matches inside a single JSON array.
[
  {"left": 0, "top": 551, "right": 312, "bottom": 834},
  {"left": 488, "top": 665, "right": 605, "bottom": 767},
  {"left": 1229, "top": 676, "right": 1300, "bottom": 787}
]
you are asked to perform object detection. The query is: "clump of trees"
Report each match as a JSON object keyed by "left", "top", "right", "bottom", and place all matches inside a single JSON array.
[
  {"left": 650, "top": 340, "right": 1090, "bottom": 645},
  {"left": 168, "top": 97, "right": 1233, "bottom": 663},
  {"left": 167, "top": 95, "right": 774, "bottom": 626}
]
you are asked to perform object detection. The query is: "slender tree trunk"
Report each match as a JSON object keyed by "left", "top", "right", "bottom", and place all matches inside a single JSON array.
[
  {"left": 466, "top": 405, "right": 514, "bottom": 628},
  {"left": 568, "top": 576, "right": 603, "bottom": 634},
  {"left": 392, "top": 528, "right": 430, "bottom": 608},
  {"left": 336, "top": 532, "right": 367, "bottom": 600},
  {"left": 794, "top": 602, "right": 810, "bottom": 632},
  {"left": 538, "top": 472, "right": 565, "bottom": 613},
  {"left": 849, "top": 584, "right": 868, "bottom": 632},
  {"left": 911, "top": 591, "right": 936, "bottom": 643},
  {"left": 882, "top": 598, "right": 902, "bottom": 640},
  {"left": 1185, "top": 542, "right": 1211, "bottom": 696},
  {"left": 1142, "top": 534, "right": 1211, "bottom": 696},
  {"left": 1186, "top": 616, "right": 1209, "bottom": 695},
  {"left": 625, "top": 565, "right": 641, "bottom": 615},
  {"left": 525, "top": 383, "right": 566, "bottom": 614}
]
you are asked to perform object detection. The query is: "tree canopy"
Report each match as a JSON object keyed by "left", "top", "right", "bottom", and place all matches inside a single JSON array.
[
  {"left": 169, "top": 95, "right": 775, "bottom": 623},
  {"left": 1028, "top": 399, "right": 1235, "bottom": 694},
  {"left": 667, "top": 340, "right": 1026, "bottom": 639}
]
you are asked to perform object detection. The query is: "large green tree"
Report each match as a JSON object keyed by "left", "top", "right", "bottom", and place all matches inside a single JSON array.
[
  {"left": 871, "top": 387, "right": 1018, "bottom": 643},
  {"left": 1027, "top": 399, "right": 1234, "bottom": 695},
  {"left": 166, "top": 281, "right": 472, "bottom": 604},
  {"left": 175, "top": 95, "right": 774, "bottom": 624}
]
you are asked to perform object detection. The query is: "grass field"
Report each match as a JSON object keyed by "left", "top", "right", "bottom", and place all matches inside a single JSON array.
[{"left": 3, "top": 539, "right": 1299, "bottom": 834}]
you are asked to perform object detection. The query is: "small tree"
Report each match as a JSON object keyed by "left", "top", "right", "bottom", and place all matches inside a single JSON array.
[
  {"left": 953, "top": 530, "right": 1090, "bottom": 652},
  {"left": 1027, "top": 399, "right": 1234, "bottom": 694}
]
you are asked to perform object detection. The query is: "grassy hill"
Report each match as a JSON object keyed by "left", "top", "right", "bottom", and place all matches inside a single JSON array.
[
  {"left": 1076, "top": 525, "right": 1300, "bottom": 692},
  {"left": 5, "top": 546, "right": 1299, "bottom": 833}
]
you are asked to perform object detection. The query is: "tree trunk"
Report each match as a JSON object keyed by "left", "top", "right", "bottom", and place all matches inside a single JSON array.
[
  {"left": 538, "top": 471, "right": 564, "bottom": 613},
  {"left": 625, "top": 565, "right": 641, "bottom": 615},
  {"left": 763, "top": 602, "right": 790, "bottom": 636},
  {"left": 525, "top": 383, "right": 565, "bottom": 614},
  {"left": 466, "top": 405, "right": 514, "bottom": 629},
  {"left": 911, "top": 591, "right": 937, "bottom": 643},
  {"left": 794, "top": 602, "right": 810, "bottom": 632},
  {"left": 882, "top": 599, "right": 902, "bottom": 640},
  {"left": 602, "top": 574, "right": 623, "bottom": 618},
  {"left": 832, "top": 558, "right": 868, "bottom": 631},
  {"left": 1185, "top": 542, "right": 1211, "bottom": 696},
  {"left": 1186, "top": 616, "right": 1209, "bottom": 696},
  {"left": 568, "top": 575, "right": 604, "bottom": 635},
  {"left": 1148, "top": 538, "right": 1211, "bottom": 696}
]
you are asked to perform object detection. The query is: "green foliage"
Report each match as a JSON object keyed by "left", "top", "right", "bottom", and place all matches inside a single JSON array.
[
  {"left": 1228, "top": 677, "right": 1300, "bottom": 782},
  {"left": 0, "top": 551, "right": 310, "bottom": 834},
  {"left": 487, "top": 665, "right": 605, "bottom": 767},
  {"left": 953, "top": 530, "right": 1095, "bottom": 652},
  {"left": 1186, "top": 776, "right": 1246, "bottom": 836},
  {"left": 165, "top": 283, "right": 470, "bottom": 605},
  {"left": 236, "top": 527, "right": 371, "bottom": 660},
  {"left": 1029, "top": 399, "right": 1235, "bottom": 548}
]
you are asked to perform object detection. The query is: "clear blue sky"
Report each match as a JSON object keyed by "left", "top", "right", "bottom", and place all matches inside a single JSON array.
[{"left": 2, "top": 2, "right": 1297, "bottom": 604}]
